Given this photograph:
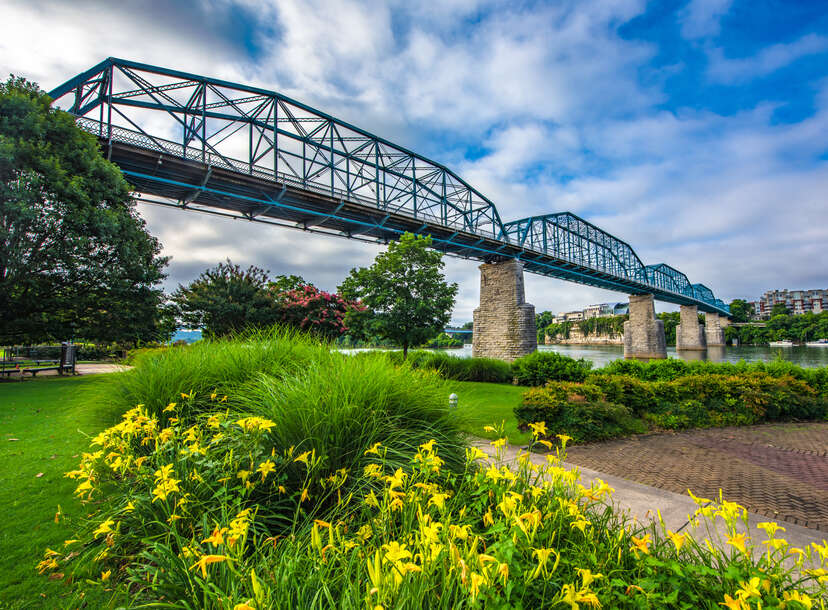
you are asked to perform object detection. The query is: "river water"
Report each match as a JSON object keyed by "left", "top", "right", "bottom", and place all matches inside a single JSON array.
[{"left": 438, "top": 344, "right": 828, "bottom": 368}]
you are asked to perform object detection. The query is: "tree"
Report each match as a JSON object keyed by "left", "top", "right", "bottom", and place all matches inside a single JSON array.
[
  {"left": 339, "top": 233, "right": 458, "bottom": 358},
  {"left": 770, "top": 303, "right": 789, "bottom": 317},
  {"left": 1, "top": 77, "right": 169, "bottom": 345},
  {"left": 535, "top": 311, "right": 555, "bottom": 343},
  {"left": 172, "top": 260, "right": 278, "bottom": 338},
  {"left": 728, "top": 299, "right": 751, "bottom": 323},
  {"left": 272, "top": 283, "right": 363, "bottom": 340}
]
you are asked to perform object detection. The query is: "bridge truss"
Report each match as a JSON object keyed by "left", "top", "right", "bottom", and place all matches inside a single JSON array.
[{"left": 49, "top": 58, "right": 728, "bottom": 315}]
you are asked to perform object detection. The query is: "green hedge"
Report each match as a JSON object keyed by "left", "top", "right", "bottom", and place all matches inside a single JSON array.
[
  {"left": 388, "top": 350, "right": 512, "bottom": 383},
  {"left": 515, "top": 372, "right": 828, "bottom": 442},
  {"left": 512, "top": 350, "right": 592, "bottom": 385}
]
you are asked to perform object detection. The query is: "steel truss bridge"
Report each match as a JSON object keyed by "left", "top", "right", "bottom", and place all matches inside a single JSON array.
[{"left": 50, "top": 58, "right": 728, "bottom": 315}]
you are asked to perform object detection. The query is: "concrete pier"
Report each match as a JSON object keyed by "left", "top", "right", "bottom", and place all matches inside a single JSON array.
[
  {"left": 705, "top": 312, "right": 725, "bottom": 346},
  {"left": 472, "top": 259, "right": 537, "bottom": 362},
  {"left": 623, "top": 294, "right": 667, "bottom": 359},
  {"left": 676, "top": 304, "right": 707, "bottom": 351}
]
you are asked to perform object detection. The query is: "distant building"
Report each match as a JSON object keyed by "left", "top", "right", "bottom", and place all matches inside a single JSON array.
[
  {"left": 750, "top": 289, "right": 828, "bottom": 319},
  {"left": 554, "top": 302, "right": 628, "bottom": 324}
]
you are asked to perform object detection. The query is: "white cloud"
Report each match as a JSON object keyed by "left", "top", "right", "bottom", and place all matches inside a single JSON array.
[
  {"left": 707, "top": 34, "right": 828, "bottom": 84},
  {"left": 1, "top": 0, "right": 826, "bottom": 321},
  {"left": 679, "top": 0, "right": 733, "bottom": 39}
]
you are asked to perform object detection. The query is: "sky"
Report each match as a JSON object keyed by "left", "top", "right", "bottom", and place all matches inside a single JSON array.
[{"left": 1, "top": 0, "right": 826, "bottom": 322}]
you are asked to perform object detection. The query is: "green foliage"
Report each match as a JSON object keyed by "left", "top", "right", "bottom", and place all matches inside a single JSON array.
[
  {"left": 543, "top": 320, "right": 574, "bottom": 341},
  {"left": 516, "top": 382, "right": 645, "bottom": 442},
  {"left": 512, "top": 350, "right": 593, "bottom": 386},
  {"left": 172, "top": 260, "right": 278, "bottom": 338},
  {"left": 0, "top": 76, "right": 170, "bottom": 345},
  {"left": 389, "top": 350, "right": 513, "bottom": 383},
  {"left": 577, "top": 315, "right": 626, "bottom": 337},
  {"left": 423, "top": 332, "right": 463, "bottom": 349},
  {"left": 535, "top": 310, "right": 554, "bottom": 342},
  {"left": 728, "top": 299, "right": 751, "bottom": 323},
  {"left": 730, "top": 310, "right": 828, "bottom": 344},
  {"left": 657, "top": 311, "right": 681, "bottom": 346},
  {"left": 771, "top": 302, "right": 790, "bottom": 317},
  {"left": 339, "top": 233, "right": 458, "bottom": 357}
]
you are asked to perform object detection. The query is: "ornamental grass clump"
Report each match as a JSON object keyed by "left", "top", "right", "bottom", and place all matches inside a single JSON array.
[{"left": 46, "top": 417, "right": 827, "bottom": 607}]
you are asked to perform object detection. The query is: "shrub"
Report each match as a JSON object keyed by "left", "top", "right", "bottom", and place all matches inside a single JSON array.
[
  {"left": 512, "top": 351, "right": 592, "bottom": 386},
  {"left": 515, "top": 382, "right": 645, "bottom": 442},
  {"left": 590, "top": 374, "right": 656, "bottom": 415}
]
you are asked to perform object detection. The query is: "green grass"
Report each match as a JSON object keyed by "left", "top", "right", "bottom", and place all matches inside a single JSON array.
[
  {"left": 0, "top": 376, "right": 124, "bottom": 609},
  {"left": 446, "top": 379, "right": 532, "bottom": 444}
]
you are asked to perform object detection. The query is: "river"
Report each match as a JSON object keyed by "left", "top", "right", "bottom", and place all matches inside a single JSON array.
[{"left": 437, "top": 344, "right": 828, "bottom": 368}]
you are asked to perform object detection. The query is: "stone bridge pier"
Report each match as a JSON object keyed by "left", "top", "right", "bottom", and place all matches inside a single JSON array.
[
  {"left": 623, "top": 294, "right": 667, "bottom": 359},
  {"left": 676, "top": 304, "right": 707, "bottom": 351},
  {"left": 705, "top": 313, "right": 726, "bottom": 346},
  {"left": 472, "top": 259, "right": 537, "bottom": 362}
]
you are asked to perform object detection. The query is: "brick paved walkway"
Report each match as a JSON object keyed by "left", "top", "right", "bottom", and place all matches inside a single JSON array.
[{"left": 564, "top": 422, "right": 828, "bottom": 531}]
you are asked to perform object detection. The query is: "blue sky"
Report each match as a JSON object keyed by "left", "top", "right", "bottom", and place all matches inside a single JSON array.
[{"left": 1, "top": 0, "right": 826, "bottom": 321}]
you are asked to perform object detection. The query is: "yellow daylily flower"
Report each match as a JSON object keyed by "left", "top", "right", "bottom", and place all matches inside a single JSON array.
[{"left": 189, "top": 554, "right": 228, "bottom": 578}]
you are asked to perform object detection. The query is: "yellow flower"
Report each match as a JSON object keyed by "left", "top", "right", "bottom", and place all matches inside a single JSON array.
[
  {"left": 300, "top": 487, "right": 310, "bottom": 503},
  {"left": 782, "top": 590, "right": 813, "bottom": 609},
  {"left": 210, "top": 392, "right": 218, "bottom": 400},
  {"left": 630, "top": 534, "right": 651, "bottom": 556},
  {"left": 726, "top": 533, "right": 749, "bottom": 555},
  {"left": 257, "top": 460, "right": 276, "bottom": 480},
  {"left": 578, "top": 568, "right": 602, "bottom": 588},
  {"left": 162, "top": 402, "right": 177, "bottom": 413},
  {"left": 528, "top": 421, "right": 548, "bottom": 438},
  {"left": 94, "top": 519, "right": 115, "bottom": 538},
  {"left": 666, "top": 530, "right": 686, "bottom": 553},
  {"left": 180, "top": 392, "right": 190, "bottom": 400},
  {"left": 532, "top": 547, "right": 558, "bottom": 579},
  {"left": 233, "top": 603, "right": 256, "bottom": 610},
  {"left": 496, "top": 562, "right": 509, "bottom": 584},
  {"left": 125, "top": 501, "right": 135, "bottom": 512},
  {"left": 101, "top": 570, "right": 111, "bottom": 581},
  {"left": 203, "top": 527, "right": 227, "bottom": 546},
  {"left": 735, "top": 577, "right": 761, "bottom": 600},
  {"left": 189, "top": 554, "right": 228, "bottom": 578},
  {"left": 469, "top": 572, "right": 485, "bottom": 602},
  {"left": 719, "top": 594, "right": 747, "bottom": 610},
  {"left": 383, "top": 541, "right": 412, "bottom": 563},
  {"left": 491, "top": 437, "right": 508, "bottom": 449},
  {"left": 294, "top": 451, "right": 313, "bottom": 465},
  {"left": 364, "top": 442, "right": 382, "bottom": 455},
  {"left": 483, "top": 425, "right": 497, "bottom": 433},
  {"left": 419, "top": 439, "right": 437, "bottom": 453},
  {"left": 556, "top": 434, "right": 573, "bottom": 445},
  {"left": 571, "top": 518, "right": 590, "bottom": 534}
]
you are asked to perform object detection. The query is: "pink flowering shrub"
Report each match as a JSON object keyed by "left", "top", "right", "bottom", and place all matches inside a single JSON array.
[{"left": 272, "top": 284, "right": 364, "bottom": 340}]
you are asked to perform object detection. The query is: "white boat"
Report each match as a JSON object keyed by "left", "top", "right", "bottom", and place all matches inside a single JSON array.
[
  {"left": 768, "top": 340, "right": 794, "bottom": 347},
  {"left": 805, "top": 339, "right": 828, "bottom": 347}
]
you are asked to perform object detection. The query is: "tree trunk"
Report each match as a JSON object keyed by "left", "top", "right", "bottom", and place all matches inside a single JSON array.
[{"left": 403, "top": 341, "right": 408, "bottom": 360}]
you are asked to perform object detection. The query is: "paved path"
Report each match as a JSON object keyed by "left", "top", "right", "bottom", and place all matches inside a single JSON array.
[
  {"left": 563, "top": 423, "right": 828, "bottom": 531},
  {"left": 1, "top": 363, "right": 128, "bottom": 378},
  {"left": 474, "top": 436, "right": 827, "bottom": 568}
]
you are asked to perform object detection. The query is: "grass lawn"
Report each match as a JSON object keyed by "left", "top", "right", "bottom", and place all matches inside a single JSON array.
[
  {"left": 445, "top": 379, "right": 532, "bottom": 445},
  {"left": 0, "top": 375, "right": 124, "bottom": 609}
]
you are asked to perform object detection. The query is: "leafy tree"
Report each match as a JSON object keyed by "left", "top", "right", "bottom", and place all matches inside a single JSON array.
[
  {"left": 771, "top": 303, "right": 790, "bottom": 317},
  {"left": 1, "top": 76, "right": 169, "bottom": 345},
  {"left": 535, "top": 311, "right": 554, "bottom": 343},
  {"left": 172, "top": 260, "right": 277, "bottom": 338},
  {"left": 728, "top": 299, "right": 751, "bottom": 323},
  {"left": 268, "top": 274, "right": 309, "bottom": 294},
  {"left": 339, "top": 233, "right": 458, "bottom": 358}
]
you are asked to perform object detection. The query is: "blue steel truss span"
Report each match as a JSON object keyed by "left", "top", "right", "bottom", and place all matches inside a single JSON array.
[{"left": 49, "top": 58, "right": 729, "bottom": 315}]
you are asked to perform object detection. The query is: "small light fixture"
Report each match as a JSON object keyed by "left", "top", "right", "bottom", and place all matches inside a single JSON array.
[{"left": 448, "top": 393, "right": 458, "bottom": 409}]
